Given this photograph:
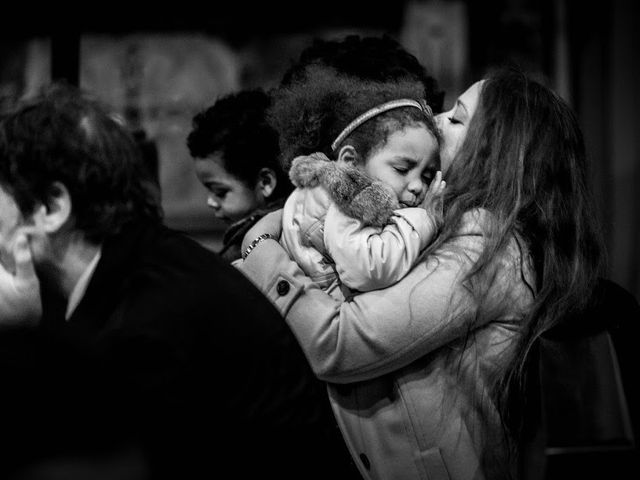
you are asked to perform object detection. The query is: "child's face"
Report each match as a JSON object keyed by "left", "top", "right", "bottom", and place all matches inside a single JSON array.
[
  {"left": 363, "top": 125, "right": 439, "bottom": 207},
  {"left": 193, "top": 155, "right": 264, "bottom": 224}
]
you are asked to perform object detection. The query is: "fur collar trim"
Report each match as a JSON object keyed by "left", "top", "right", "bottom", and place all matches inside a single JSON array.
[{"left": 289, "top": 153, "right": 398, "bottom": 228}]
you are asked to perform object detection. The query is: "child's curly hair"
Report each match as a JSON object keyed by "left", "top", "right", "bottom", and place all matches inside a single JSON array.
[
  {"left": 269, "top": 66, "right": 440, "bottom": 172},
  {"left": 187, "top": 89, "right": 293, "bottom": 200},
  {"left": 280, "top": 35, "right": 444, "bottom": 113}
]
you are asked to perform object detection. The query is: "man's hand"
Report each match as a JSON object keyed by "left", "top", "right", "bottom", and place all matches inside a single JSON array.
[
  {"left": 241, "top": 209, "right": 284, "bottom": 254},
  {"left": 0, "top": 233, "right": 41, "bottom": 328}
]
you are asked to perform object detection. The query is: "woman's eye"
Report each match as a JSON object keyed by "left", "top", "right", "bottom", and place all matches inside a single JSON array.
[
  {"left": 393, "top": 167, "right": 408, "bottom": 174},
  {"left": 448, "top": 117, "right": 462, "bottom": 125}
]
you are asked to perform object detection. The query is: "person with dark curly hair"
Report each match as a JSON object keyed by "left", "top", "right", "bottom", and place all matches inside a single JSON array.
[
  {"left": 187, "top": 89, "right": 293, "bottom": 262},
  {"left": 273, "top": 69, "right": 445, "bottom": 296},
  {"left": 280, "top": 34, "right": 444, "bottom": 115}
]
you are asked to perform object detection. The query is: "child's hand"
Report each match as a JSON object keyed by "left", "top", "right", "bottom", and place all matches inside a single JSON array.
[
  {"left": 241, "top": 209, "right": 284, "bottom": 254},
  {"left": 420, "top": 171, "right": 446, "bottom": 228}
]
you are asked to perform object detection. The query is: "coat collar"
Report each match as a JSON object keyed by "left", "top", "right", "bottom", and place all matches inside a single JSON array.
[
  {"left": 289, "top": 153, "right": 399, "bottom": 228},
  {"left": 65, "top": 220, "right": 164, "bottom": 331},
  {"left": 219, "top": 197, "right": 287, "bottom": 261}
]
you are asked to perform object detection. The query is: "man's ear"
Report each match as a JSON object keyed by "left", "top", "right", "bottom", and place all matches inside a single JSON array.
[
  {"left": 336, "top": 145, "right": 358, "bottom": 167},
  {"left": 256, "top": 168, "right": 277, "bottom": 199},
  {"left": 35, "top": 182, "right": 72, "bottom": 233}
]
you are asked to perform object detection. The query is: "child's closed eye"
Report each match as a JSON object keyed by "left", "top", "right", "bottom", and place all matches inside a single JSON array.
[{"left": 206, "top": 185, "right": 229, "bottom": 198}]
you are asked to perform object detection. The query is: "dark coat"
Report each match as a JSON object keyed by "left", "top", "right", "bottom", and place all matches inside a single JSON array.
[
  {"left": 2, "top": 221, "right": 358, "bottom": 479},
  {"left": 219, "top": 198, "right": 287, "bottom": 262}
]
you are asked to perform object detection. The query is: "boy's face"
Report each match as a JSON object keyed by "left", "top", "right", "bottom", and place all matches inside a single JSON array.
[
  {"left": 193, "top": 155, "right": 264, "bottom": 224},
  {"left": 363, "top": 125, "right": 439, "bottom": 207}
]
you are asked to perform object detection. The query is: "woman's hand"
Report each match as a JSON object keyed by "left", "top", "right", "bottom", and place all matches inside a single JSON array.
[
  {"left": 241, "top": 209, "right": 284, "bottom": 254},
  {"left": 420, "top": 171, "right": 446, "bottom": 229}
]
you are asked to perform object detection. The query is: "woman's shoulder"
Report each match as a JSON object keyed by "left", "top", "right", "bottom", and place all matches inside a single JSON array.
[
  {"left": 452, "top": 208, "right": 536, "bottom": 293},
  {"left": 441, "top": 209, "right": 492, "bottom": 258},
  {"left": 457, "top": 208, "right": 493, "bottom": 236}
]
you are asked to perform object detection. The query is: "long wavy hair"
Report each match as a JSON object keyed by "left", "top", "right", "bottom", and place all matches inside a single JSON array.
[{"left": 426, "top": 67, "right": 605, "bottom": 470}]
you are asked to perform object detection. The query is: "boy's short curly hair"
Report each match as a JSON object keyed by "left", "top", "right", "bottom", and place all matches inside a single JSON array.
[
  {"left": 0, "top": 83, "right": 162, "bottom": 242},
  {"left": 187, "top": 89, "right": 292, "bottom": 201},
  {"left": 281, "top": 34, "right": 444, "bottom": 114},
  {"left": 269, "top": 66, "right": 440, "bottom": 172}
]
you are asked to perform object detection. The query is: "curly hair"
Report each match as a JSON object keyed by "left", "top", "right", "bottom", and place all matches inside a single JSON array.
[
  {"left": 269, "top": 66, "right": 440, "bottom": 171},
  {"left": 187, "top": 89, "right": 292, "bottom": 201},
  {"left": 280, "top": 34, "right": 444, "bottom": 114},
  {"left": 0, "top": 83, "right": 162, "bottom": 242}
]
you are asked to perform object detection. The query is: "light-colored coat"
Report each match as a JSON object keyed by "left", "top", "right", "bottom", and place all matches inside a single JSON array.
[
  {"left": 239, "top": 209, "right": 536, "bottom": 480},
  {"left": 281, "top": 153, "right": 438, "bottom": 292}
]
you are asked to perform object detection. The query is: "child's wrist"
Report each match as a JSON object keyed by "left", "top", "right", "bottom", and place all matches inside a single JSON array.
[{"left": 242, "top": 233, "right": 276, "bottom": 260}]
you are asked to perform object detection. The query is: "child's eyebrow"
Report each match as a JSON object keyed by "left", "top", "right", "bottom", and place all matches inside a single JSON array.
[
  {"left": 392, "top": 157, "right": 417, "bottom": 166},
  {"left": 204, "top": 181, "right": 228, "bottom": 189}
]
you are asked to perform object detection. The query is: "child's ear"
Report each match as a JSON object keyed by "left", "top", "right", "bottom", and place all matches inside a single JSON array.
[
  {"left": 256, "top": 168, "right": 277, "bottom": 199},
  {"left": 336, "top": 145, "right": 358, "bottom": 167}
]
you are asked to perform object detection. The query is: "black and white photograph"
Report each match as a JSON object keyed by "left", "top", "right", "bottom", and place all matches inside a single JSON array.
[{"left": 0, "top": 1, "right": 638, "bottom": 478}]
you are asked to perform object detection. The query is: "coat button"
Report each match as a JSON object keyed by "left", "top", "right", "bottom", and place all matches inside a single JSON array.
[
  {"left": 359, "top": 453, "right": 370, "bottom": 470},
  {"left": 276, "top": 280, "right": 290, "bottom": 296}
]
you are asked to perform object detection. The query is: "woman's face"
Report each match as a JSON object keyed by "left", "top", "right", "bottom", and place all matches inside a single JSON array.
[
  {"left": 194, "top": 155, "right": 264, "bottom": 224},
  {"left": 436, "top": 80, "right": 484, "bottom": 173}
]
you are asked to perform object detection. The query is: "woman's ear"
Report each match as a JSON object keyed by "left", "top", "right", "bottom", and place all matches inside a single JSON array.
[
  {"left": 336, "top": 145, "right": 358, "bottom": 167},
  {"left": 256, "top": 168, "right": 277, "bottom": 199},
  {"left": 35, "top": 181, "right": 72, "bottom": 234}
]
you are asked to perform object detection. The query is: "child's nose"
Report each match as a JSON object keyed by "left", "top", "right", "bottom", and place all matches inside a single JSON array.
[
  {"left": 207, "top": 196, "right": 220, "bottom": 209},
  {"left": 408, "top": 178, "right": 425, "bottom": 196}
]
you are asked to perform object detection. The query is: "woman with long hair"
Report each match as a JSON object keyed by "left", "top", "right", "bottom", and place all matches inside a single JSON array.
[{"left": 238, "top": 67, "right": 605, "bottom": 479}]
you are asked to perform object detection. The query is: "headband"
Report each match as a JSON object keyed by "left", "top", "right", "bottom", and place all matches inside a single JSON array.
[{"left": 331, "top": 98, "right": 433, "bottom": 152}]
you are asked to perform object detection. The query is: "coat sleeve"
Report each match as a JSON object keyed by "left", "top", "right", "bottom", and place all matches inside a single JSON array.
[
  {"left": 236, "top": 220, "right": 488, "bottom": 384},
  {"left": 324, "top": 204, "right": 438, "bottom": 292}
]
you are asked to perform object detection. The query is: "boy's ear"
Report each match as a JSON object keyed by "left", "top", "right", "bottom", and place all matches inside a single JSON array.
[
  {"left": 256, "top": 168, "right": 277, "bottom": 199},
  {"left": 336, "top": 145, "right": 358, "bottom": 167},
  {"left": 34, "top": 181, "right": 72, "bottom": 234}
]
